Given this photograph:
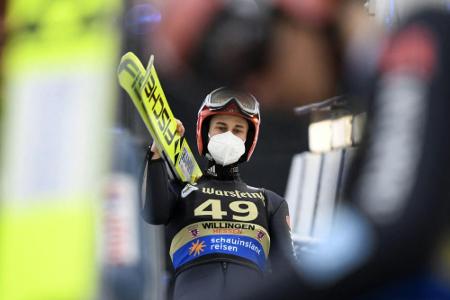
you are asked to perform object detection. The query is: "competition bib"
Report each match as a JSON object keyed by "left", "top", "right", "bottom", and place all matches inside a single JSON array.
[
  {"left": 169, "top": 183, "right": 271, "bottom": 271},
  {"left": 170, "top": 221, "right": 270, "bottom": 271}
]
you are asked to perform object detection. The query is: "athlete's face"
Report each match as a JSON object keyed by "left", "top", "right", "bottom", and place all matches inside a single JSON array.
[{"left": 209, "top": 114, "right": 249, "bottom": 142}]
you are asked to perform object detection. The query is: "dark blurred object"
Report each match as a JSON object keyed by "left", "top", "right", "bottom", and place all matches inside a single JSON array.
[
  {"left": 152, "top": 0, "right": 270, "bottom": 85},
  {"left": 190, "top": 1, "right": 271, "bottom": 88},
  {"left": 0, "top": 0, "right": 6, "bottom": 125},
  {"left": 101, "top": 129, "right": 169, "bottom": 300},
  {"left": 101, "top": 129, "right": 149, "bottom": 300},
  {"left": 124, "top": 3, "right": 161, "bottom": 36},
  {"left": 151, "top": 0, "right": 346, "bottom": 107},
  {"left": 294, "top": 95, "right": 347, "bottom": 116},
  {"left": 0, "top": 0, "right": 5, "bottom": 53}
]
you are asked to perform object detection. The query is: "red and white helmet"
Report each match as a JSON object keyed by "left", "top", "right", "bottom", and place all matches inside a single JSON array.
[{"left": 196, "top": 87, "right": 261, "bottom": 162}]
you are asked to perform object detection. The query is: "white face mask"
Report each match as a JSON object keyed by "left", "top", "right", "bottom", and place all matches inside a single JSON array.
[{"left": 207, "top": 131, "right": 246, "bottom": 166}]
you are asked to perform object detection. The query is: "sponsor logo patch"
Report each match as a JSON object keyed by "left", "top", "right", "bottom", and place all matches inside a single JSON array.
[
  {"left": 256, "top": 230, "right": 266, "bottom": 241},
  {"left": 173, "top": 235, "right": 266, "bottom": 271},
  {"left": 201, "top": 187, "right": 264, "bottom": 200},
  {"left": 170, "top": 221, "right": 271, "bottom": 271},
  {"left": 181, "top": 183, "right": 199, "bottom": 198},
  {"left": 188, "top": 240, "right": 205, "bottom": 256},
  {"left": 189, "top": 228, "right": 199, "bottom": 238}
]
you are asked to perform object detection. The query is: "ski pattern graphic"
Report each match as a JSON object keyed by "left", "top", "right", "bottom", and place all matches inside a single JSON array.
[{"left": 118, "top": 52, "right": 202, "bottom": 183}]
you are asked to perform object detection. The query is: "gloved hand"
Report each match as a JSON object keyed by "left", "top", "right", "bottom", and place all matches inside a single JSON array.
[{"left": 150, "top": 118, "right": 185, "bottom": 160}]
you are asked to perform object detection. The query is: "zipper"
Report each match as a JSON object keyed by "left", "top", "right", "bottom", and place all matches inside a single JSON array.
[
  {"left": 221, "top": 261, "right": 228, "bottom": 289},
  {"left": 221, "top": 261, "right": 228, "bottom": 275}
]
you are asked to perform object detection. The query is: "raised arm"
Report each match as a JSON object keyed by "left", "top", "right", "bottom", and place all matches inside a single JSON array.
[{"left": 141, "top": 119, "right": 185, "bottom": 224}]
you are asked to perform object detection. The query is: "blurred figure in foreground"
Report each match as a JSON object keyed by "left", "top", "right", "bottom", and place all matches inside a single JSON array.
[{"left": 151, "top": 0, "right": 450, "bottom": 299}]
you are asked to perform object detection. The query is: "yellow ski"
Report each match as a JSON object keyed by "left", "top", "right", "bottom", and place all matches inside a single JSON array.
[{"left": 118, "top": 52, "right": 202, "bottom": 183}]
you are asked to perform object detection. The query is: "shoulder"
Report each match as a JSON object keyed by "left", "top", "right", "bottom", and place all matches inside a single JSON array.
[
  {"left": 263, "top": 189, "right": 285, "bottom": 208},
  {"left": 169, "top": 179, "right": 187, "bottom": 196},
  {"left": 247, "top": 184, "right": 286, "bottom": 211},
  {"left": 261, "top": 188, "right": 283, "bottom": 201}
]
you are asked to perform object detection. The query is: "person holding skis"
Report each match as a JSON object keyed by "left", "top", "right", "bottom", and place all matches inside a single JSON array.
[{"left": 141, "top": 87, "right": 294, "bottom": 300}]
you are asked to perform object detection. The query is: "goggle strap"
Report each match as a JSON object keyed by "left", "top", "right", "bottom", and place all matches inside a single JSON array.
[{"left": 206, "top": 97, "right": 259, "bottom": 116}]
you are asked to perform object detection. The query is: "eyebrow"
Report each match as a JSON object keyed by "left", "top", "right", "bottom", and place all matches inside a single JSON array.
[
  {"left": 214, "top": 121, "right": 245, "bottom": 129},
  {"left": 215, "top": 121, "right": 228, "bottom": 127}
]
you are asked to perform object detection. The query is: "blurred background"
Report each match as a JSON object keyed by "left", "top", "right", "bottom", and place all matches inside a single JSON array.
[{"left": 1, "top": 0, "right": 450, "bottom": 299}]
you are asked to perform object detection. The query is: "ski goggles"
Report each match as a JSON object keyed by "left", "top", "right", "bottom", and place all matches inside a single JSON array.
[{"left": 204, "top": 88, "right": 260, "bottom": 117}]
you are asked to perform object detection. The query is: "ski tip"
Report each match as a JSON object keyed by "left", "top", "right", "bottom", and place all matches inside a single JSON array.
[
  {"left": 146, "top": 54, "right": 155, "bottom": 70},
  {"left": 120, "top": 51, "right": 138, "bottom": 62}
]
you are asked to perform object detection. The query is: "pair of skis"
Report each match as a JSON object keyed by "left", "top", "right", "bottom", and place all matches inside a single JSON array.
[{"left": 117, "top": 52, "right": 202, "bottom": 183}]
